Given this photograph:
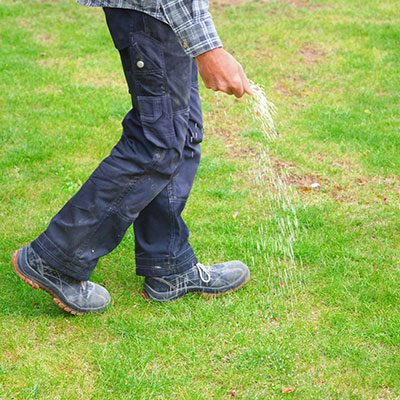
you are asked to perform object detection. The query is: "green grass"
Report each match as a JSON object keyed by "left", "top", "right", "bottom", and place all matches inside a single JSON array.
[{"left": 1, "top": 0, "right": 400, "bottom": 398}]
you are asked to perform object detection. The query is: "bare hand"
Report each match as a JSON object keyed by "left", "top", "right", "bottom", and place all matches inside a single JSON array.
[{"left": 195, "top": 47, "right": 253, "bottom": 98}]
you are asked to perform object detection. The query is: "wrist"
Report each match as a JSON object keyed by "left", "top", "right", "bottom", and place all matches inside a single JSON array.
[{"left": 195, "top": 46, "right": 224, "bottom": 60}]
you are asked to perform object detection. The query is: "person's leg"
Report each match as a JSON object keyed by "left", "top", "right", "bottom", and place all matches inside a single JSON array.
[
  {"left": 13, "top": 9, "right": 195, "bottom": 313},
  {"left": 30, "top": 9, "right": 194, "bottom": 281},
  {"left": 134, "top": 62, "right": 203, "bottom": 277},
  {"left": 135, "top": 61, "right": 250, "bottom": 302}
]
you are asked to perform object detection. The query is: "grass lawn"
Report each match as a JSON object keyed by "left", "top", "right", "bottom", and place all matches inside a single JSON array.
[{"left": 1, "top": 0, "right": 400, "bottom": 398}]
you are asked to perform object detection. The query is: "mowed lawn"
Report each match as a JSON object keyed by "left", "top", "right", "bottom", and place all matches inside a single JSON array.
[{"left": 1, "top": 0, "right": 400, "bottom": 398}]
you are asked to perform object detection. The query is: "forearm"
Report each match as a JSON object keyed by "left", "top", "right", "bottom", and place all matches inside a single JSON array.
[{"left": 161, "top": 0, "right": 252, "bottom": 98}]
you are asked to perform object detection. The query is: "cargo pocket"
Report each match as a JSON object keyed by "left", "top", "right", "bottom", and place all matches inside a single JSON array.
[
  {"left": 129, "top": 33, "right": 166, "bottom": 97},
  {"left": 137, "top": 95, "right": 176, "bottom": 149},
  {"left": 117, "top": 32, "right": 166, "bottom": 97}
]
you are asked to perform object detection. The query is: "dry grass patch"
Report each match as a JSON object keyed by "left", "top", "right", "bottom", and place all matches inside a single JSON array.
[
  {"left": 275, "top": 74, "right": 308, "bottom": 97},
  {"left": 298, "top": 42, "right": 328, "bottom": 64},
  {"left": 210, "top": 0, "right": 254, "bottom": 6},
  {"left": 211, "top": 124, "right": 400, "bottom": 207}
]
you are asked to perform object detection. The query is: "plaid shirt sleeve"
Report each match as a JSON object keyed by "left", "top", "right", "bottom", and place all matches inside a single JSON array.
[{"left": 160, "top": 0, "right": 223, "bottom": 58}]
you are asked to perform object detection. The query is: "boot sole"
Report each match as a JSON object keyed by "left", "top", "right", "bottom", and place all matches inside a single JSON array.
[
  {"left": 142, "top": 270, "right": 250, "bottom": 302},
  {"left": 12, "top": 249, "right": 84, "bottom": 315}
]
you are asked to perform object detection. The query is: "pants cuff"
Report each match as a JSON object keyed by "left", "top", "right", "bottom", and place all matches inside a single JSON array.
[
  {"left": 135, "top": 247, "right": 197, "bottom": 277},
  {"left": 31, "top": 233, "right": 95, "bottom": 281}
]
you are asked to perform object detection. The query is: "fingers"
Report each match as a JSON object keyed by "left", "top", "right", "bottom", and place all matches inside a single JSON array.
[
  {"left": 211, "top": 76, "right": 242, "bottom": 97},
  {"left": 242, "top": 74, "right": 254, "bottom": 96},
  {"left": 230, "top": 65, "right": 253, "bottom": 98},
  {"left": 195, "top": 48, "right": 253, "bottom": 97},
  {"left": 239, "top": 66, "right": 253, "bottom": 96},
  {"left": 219, "top": 74, "right": 249, "bottom": 98},
  {"left": 231, "top": 73, "right": 245, "bottom": 98}
]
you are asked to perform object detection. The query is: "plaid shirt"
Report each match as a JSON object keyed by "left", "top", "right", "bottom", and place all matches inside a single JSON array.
[{"left": 77, "top": 0, "right": 222, "bottom": 57}]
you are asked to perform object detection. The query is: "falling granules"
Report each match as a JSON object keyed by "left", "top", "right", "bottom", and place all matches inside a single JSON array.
[
  {"left": 247, "top": 81, "right": 303, "bottom": 302},
  {"left": 250, "top": 81, "right": 278, "bottom": 141}
]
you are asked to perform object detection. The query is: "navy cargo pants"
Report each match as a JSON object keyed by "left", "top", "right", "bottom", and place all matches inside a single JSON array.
[{"left": 31, "top": 8, "right": 203, "bottom": 281}]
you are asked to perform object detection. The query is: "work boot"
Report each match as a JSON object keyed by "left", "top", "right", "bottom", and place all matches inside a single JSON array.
[
  {"left": 12, "top": 245, "right": 110, "bottom": 315},
  {"left": 142, "top": 261, "right": 250, "bottom": 302}
]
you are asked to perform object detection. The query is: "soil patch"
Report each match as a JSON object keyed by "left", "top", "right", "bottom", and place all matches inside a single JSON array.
[
  {"left": 211, "top": 0, "right": 254, "bottom": 6},
  {"left": 275, "top": 75, "right": 308, "bottom": 97},
  {"left": 299, "top": 42, "right": 327, "bottom": 64}
]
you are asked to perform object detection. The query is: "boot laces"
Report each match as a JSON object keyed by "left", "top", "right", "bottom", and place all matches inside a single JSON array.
[{"left": 195, "top": 263, "right": 211, "bottom": 283}]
